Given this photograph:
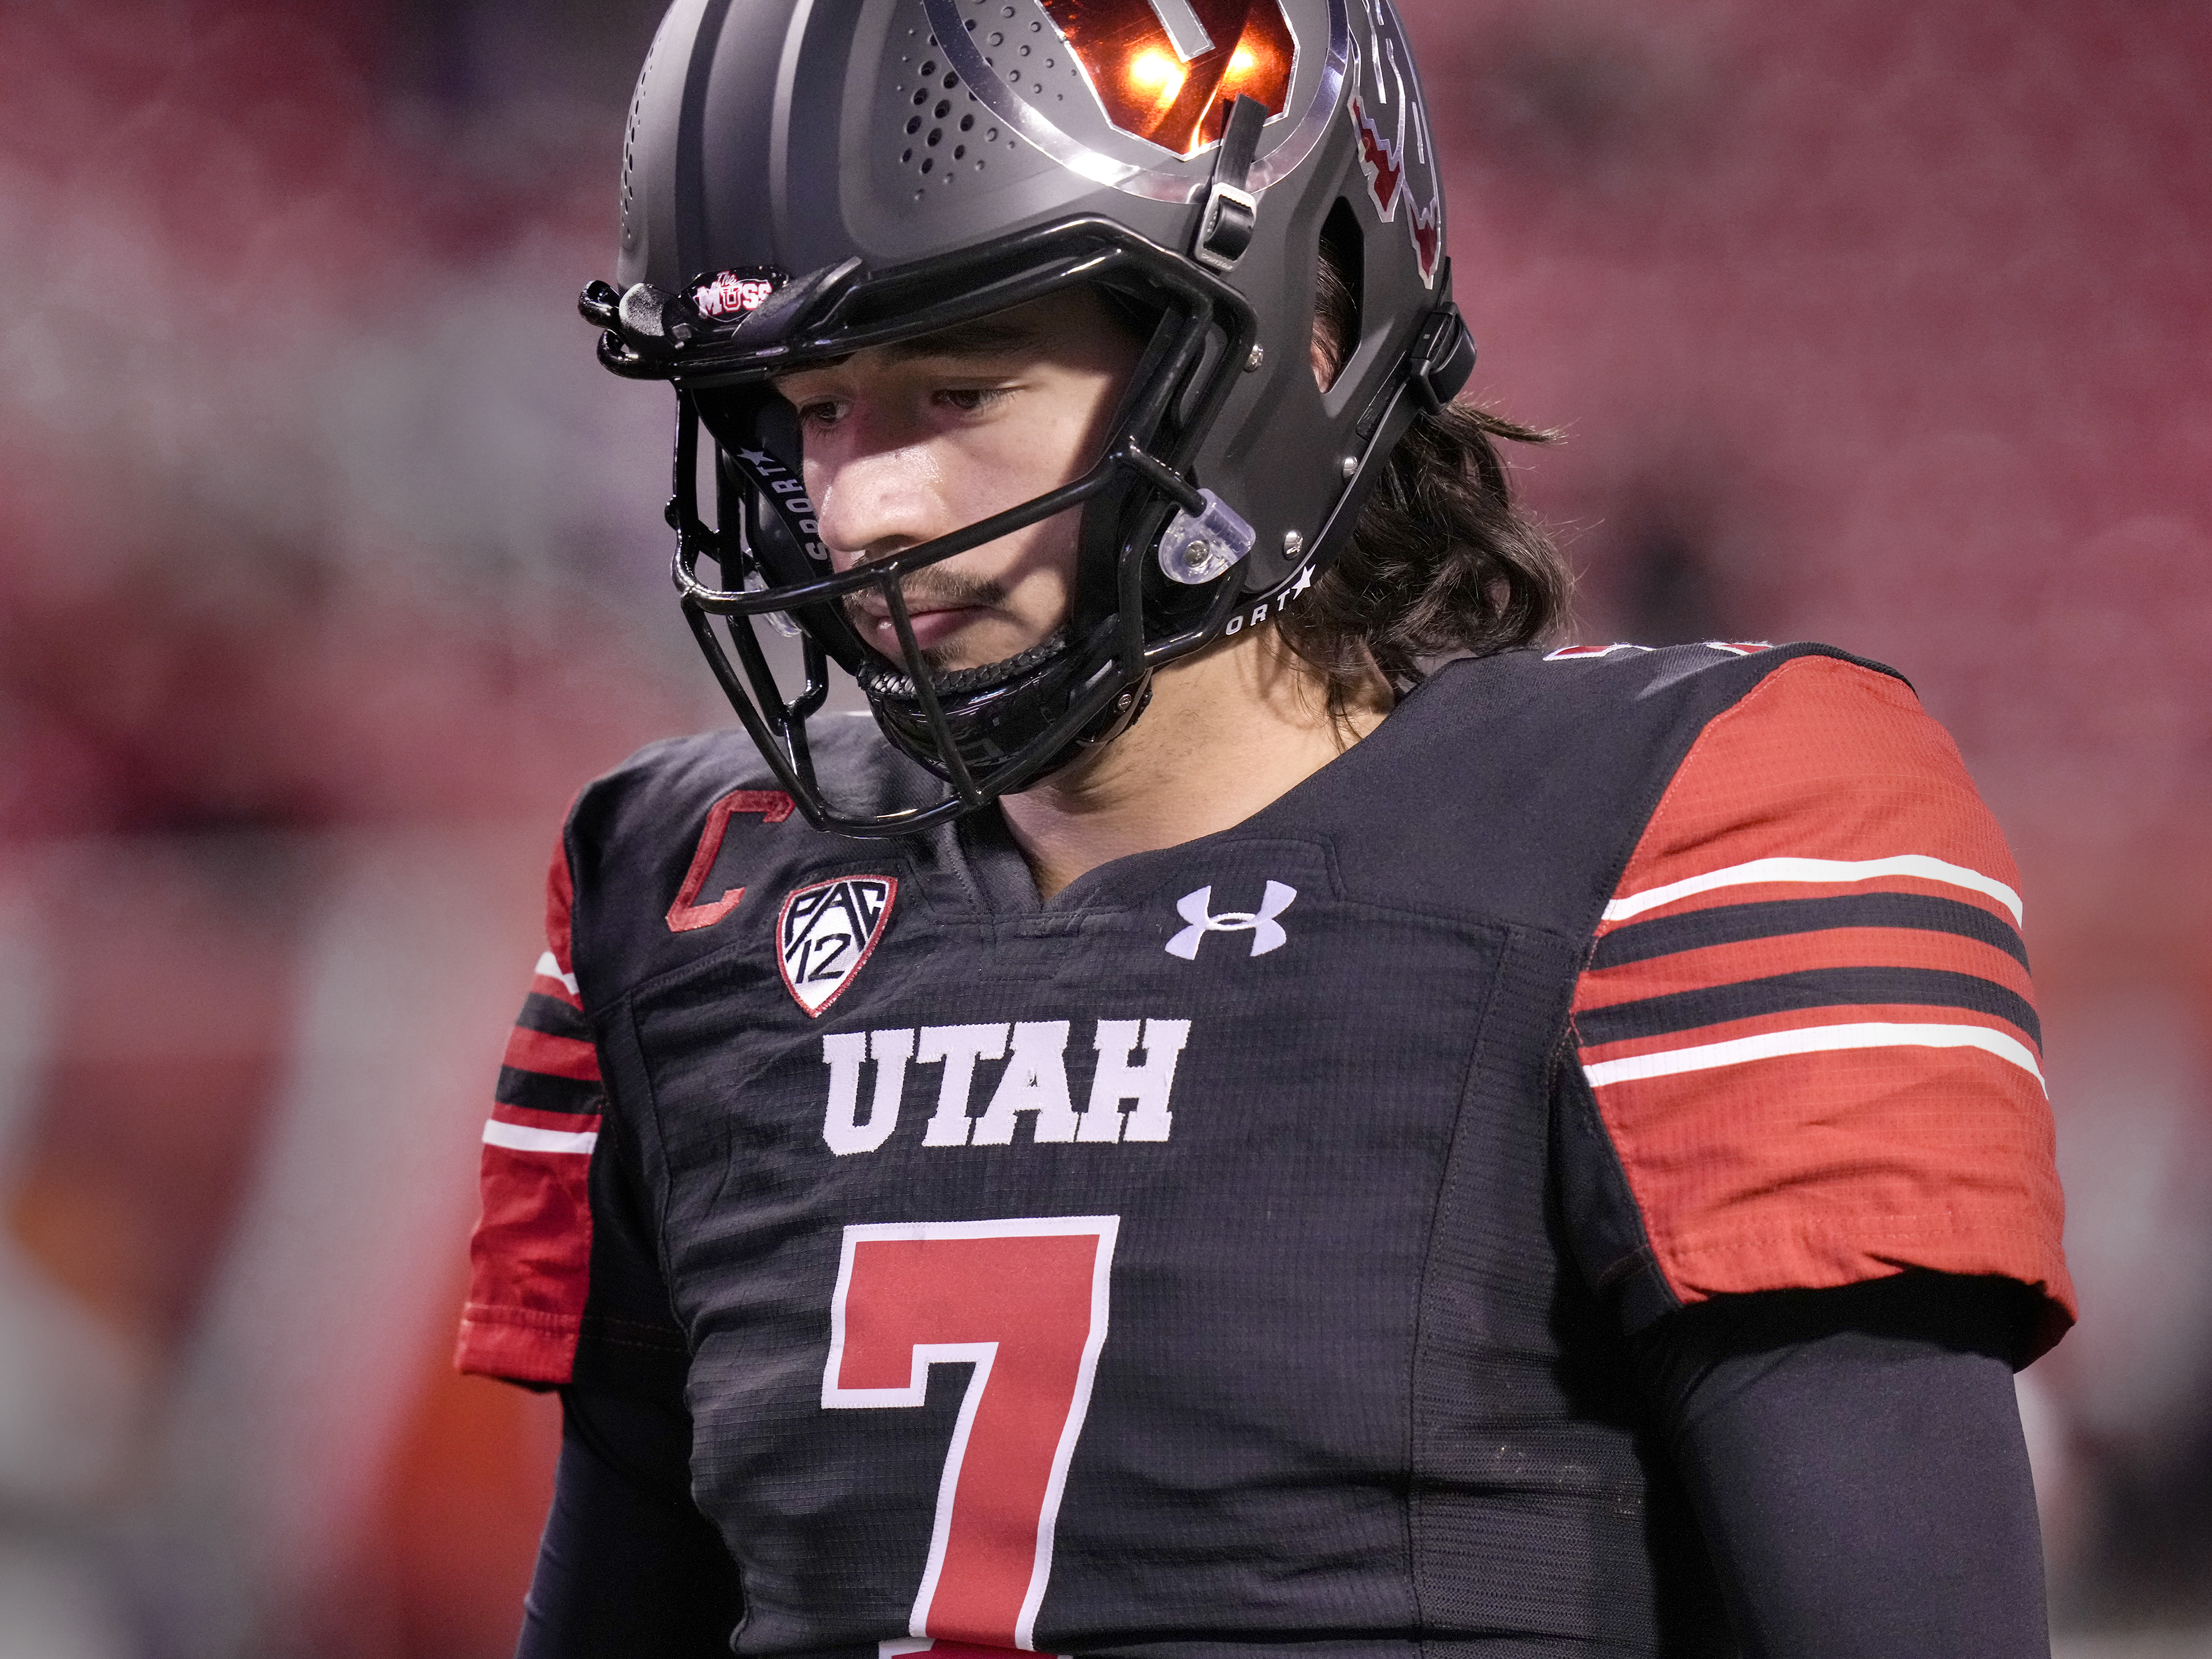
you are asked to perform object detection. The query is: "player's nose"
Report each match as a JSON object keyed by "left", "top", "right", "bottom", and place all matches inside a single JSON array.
[{"left": 814, "top": 443, "right": 948, "bottom": 571}]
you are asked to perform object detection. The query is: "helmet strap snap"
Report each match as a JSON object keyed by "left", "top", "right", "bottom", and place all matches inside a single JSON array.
[{"left": 1192, "top": 95, "right": 1268, "bottom": 273}]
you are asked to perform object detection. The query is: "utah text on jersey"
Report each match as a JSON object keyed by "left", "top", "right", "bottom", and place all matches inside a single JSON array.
[{"left": 821, "top": 1018, "right": 1192, "bottom": 1154}]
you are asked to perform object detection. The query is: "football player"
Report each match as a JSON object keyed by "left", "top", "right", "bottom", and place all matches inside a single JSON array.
[{"left": 459, "top": 1, "right": 2073, "bottom": 1654}]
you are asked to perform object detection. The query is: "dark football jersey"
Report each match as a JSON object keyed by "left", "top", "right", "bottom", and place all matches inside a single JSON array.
[{"left": 457, "top": 643, "right": 2073, "bottom": 1657}]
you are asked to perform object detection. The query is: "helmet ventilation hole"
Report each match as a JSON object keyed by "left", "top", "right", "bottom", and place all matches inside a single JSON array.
[
  {"left": 618, "top": 29, "right": 658, "bottom": 249},
  {"left": 884, "top": 0, "right": 1049, "bottom": 198},
  {"left": 1315, "top": 200, "right": 1366, "bottom": 391}
]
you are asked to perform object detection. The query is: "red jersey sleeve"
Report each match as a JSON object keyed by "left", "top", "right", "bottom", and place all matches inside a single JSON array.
[
  {"left": 454, "top": 835, "right": 602, "bottom": 1385},
  {"left": 1571, "top": 654, "right": 2075, "bottom": 1356}
]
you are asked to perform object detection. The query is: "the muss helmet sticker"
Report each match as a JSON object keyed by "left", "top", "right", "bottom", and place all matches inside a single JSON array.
[
  {"left": 778, "top": 876, "right": 899, "bottom": 1016},
  {"left": 1346, "top": 0, "right": 1442, "bottom": 285}
]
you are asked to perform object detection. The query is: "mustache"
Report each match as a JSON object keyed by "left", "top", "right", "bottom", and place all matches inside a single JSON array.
[
  {"left": 842, "top": 569, "right": 1010, "bottom": 670},
  {"left": 842, "top": 569, "right": 1009, "bottom": 624}
]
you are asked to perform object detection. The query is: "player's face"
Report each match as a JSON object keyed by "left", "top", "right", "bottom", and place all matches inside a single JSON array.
[{"left": 770, "top": 290, "right": 1143, "bottom": 673}]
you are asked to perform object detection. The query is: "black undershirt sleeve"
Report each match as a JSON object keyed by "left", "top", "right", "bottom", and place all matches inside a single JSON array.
[
  {"left": 515, "top": 1387, "right": 743, "bottom": 1659},
  {"left": 1630, "top": 1272, "right": 2051, "bottom": 1658}
]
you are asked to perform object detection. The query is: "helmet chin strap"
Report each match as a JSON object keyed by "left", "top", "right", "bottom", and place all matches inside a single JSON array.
[{"left": 1071, "top": 671, "right": 1155, "bottom": 753}]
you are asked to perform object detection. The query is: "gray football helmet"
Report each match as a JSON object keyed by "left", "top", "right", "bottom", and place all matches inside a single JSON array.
[{"left": 586, "top": 0, "right": 1475, "bottom": 834}]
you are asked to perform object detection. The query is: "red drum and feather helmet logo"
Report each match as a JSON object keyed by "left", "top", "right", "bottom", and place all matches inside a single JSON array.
[
  {"left": 1011, "top": 1, "right": 1441, "bottom": 283},
  {"left": 1041, "top": 0, "right": 1298, "bottom": 156}
]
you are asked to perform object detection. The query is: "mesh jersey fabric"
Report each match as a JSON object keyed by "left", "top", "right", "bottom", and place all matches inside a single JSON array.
[
  {"left": 516, "top": 1273, "right": 2049, "bottom": 1659},
  {"left": 456, "top": 641, "right": 2071, "bottom": 1655}
]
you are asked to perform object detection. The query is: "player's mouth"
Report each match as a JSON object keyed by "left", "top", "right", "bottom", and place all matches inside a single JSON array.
[
  {"left": 858, "top": 602, "right": 988, "bottom": 654},
  {"left": 847, "top": 573, "right": 1009, "bottom": 665}
]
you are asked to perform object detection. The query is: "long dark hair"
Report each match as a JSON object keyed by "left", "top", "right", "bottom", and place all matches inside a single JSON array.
[{"left": 1278, "top": 256, "right": 1573, "bottom": 713}]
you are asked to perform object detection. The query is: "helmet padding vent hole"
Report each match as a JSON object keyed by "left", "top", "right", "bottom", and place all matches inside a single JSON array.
[
  {"left": 891, "top": 2, "right": 1008, "bottom": 192},
  {"left": 883, "top": 0, "right": 1063, "bottom": 200},
  {"left": 618, "top": 30, "right": 658, "bottom": 253}
]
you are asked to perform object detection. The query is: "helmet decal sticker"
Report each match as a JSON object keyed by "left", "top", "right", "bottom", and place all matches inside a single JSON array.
[
  {"left": 1346, "top": 0, "right": 1442, "bottom": 285},
  {"left": 779, "top": 876, "right": 899, "bottom": 1016},
  {"left": 921, "top": 0, "right": 1346, "bottom": 202},
  {"left": 692, "top": 267, "right": 786, "bottom": 317},
  {"left": 1041, "top": 0, "right": 1297, "bottom": 156}
]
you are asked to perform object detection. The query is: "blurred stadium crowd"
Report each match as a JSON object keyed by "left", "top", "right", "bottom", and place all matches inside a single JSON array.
[{"left": 1, "top": 1, "right": 2207, "bottom": 1654}]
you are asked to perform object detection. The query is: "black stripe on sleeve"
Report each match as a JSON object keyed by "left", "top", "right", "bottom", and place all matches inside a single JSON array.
[
  {"left": 496, "top": 1065, "right": 606, "bottom": 1116},
  {"left": 517, "top": 991, "right": 594, "bottom": 1041},
  {"left": 1592, "top": 893, "right": 2029, "bottom": 972},
  {"left": 1574, "top": 966, "right": 2041, "bottom": 1048}
]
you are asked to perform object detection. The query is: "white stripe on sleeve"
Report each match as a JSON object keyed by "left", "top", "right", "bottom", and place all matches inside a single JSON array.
[
  {"left": 1581, "top": 1021, "right": 2044, "bottom": 1092},
  {"left": 1601, "top": 855, "right": 2024, "bottom": 926},
  {"left": 483, "top": 1118, "right": 599, "bottom": 1155},
  {"left": 533, "top": 950, "right": 581, "bottom": 995}
]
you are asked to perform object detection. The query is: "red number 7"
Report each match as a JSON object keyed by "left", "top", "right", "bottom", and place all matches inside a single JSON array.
[{"left": 823, "top": 1217, "right": 1120, "bottom": 1656}]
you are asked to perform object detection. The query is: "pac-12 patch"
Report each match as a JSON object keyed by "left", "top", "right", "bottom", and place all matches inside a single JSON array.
[{"left": 778, "top": 876, "right": 897, "bottom": 1016}]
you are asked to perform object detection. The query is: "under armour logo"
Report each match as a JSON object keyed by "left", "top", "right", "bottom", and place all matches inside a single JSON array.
[{"left": 1164, "top": 882, "right": 1297, "bottom": 960}]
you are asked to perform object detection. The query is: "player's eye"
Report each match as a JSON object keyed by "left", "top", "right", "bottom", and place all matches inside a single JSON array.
[
  {"left": 935, "top": 386, "right": 1010, "bottom": 414},
  {"left": 793, "top": 397, "right": 847, "bottom": 429}
]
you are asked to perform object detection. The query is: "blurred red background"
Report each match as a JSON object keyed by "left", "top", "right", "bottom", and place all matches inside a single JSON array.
[{"left": 1, "top": 1, "right": 2207, "bottom": 1653}]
